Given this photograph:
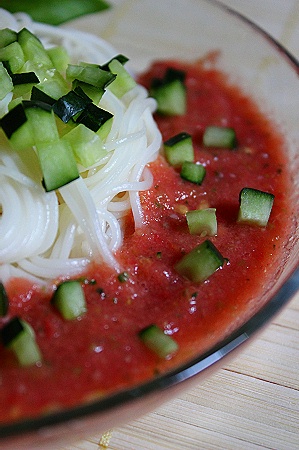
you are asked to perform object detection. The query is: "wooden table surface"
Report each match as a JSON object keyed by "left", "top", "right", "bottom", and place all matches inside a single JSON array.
[{"left": 62, "top": 1, "right": 299, "bottom": 449}]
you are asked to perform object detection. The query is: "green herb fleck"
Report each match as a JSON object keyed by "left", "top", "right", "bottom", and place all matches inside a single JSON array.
[{"left": 118, "top": 272, "right": 129, "bottom": 283}]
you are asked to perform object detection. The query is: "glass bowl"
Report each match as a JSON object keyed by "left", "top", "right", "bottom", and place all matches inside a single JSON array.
[{"left": 0, "top": 0, "right": 298, "bottom": 447}]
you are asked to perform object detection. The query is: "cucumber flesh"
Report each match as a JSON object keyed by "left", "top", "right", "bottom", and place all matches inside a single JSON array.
[
  {"left": 46, "top": 46, "right": 70, "bottom": 73},
  {"left": 24, "top": 104, "right": 59, "bottom": 144},
  {"left": 0, "top": 41, "right": 25, "bottom": 73},
  {"left": 180, "top": 161, "right": 206, "bottom": 184},
  {"left": 237, "top": 187, "right": 274, "bottom": 227},
  {"left": 0, "top": 28, "right": 18, "bottom": 48},
  {"left": 164, "top": 132, "right": 194, "bottom": 168},
  {"left": 18, "top": 28, "right": 53, "bottom": 67},
  {"left": 72, "top": 79, "right": 104, "bottom": 104},
  {"left": 186, "top": 208, "right": 217, "bottom": 236},
  {"left": 1, "top": 101, "right": 58, "bottom": 150},
  {"left": 66, "top": 64, "right": 116, "bottom": 89},
  {"left": 11, "top": 71, "right": 39, "bottom": 97},
  {"left": 100, "top": 54, "right": 129, "bottom": 71},
  {"left": 0, "top": 62, "right": 13, "bottom": 100},
  {"left": 150, "top": 67, "right": 186, "bottom": 116},
  {"left": 0, "top": 102, "right": 29, "bottom": 140},
  {"left": 1, "top": 317, "right": 42, "bottom": 366},
  {"left": 151, "top": 79, "right": 186, "bottom": 116},
  {"left": 175, "top": 239, "right": 224, "bottom": 283},
  {"left": 96, "top": 116, "right": 113, "bottom": 141},
  {"left": 139, "top": 324, "right": 179, "bottom": 359},
  {"left": 51, "top": 280, "right": 87, "bottom": 320},
  {"left": 21, "top": 59, "right": 69, "bottom": 99},
  {"left": 63, "top": 123, "right": 107, "bottom": 167},
  {"left": 203, "top": 126, "right": 237, "bottom": 148},
  {"left": 107, "top": 58, "right": 136, "bottom": 97},
  {"left": 37, "top": 139, "right": 79, "bottom": 192}
]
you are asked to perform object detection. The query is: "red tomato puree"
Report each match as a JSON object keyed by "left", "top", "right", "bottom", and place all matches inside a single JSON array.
[{"left": 0, "top": 59, "right": 292, "bottom": 422}]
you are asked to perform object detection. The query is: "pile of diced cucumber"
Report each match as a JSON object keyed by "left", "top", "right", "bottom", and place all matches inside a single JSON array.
[{"left": 0, "top": 27, "right": 136, "bottom": 191}]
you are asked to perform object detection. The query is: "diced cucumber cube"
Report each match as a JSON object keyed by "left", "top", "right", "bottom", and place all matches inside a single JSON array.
[
  {"left": 108, "top": 58, "right": 136, "bottom": 97},
  {"left": 0, "top": 28, "right": 18, "bottom": 48},
  {"left": 72, "top": 80, "right": 104, "bottom": 104},
  {"left": 139, "top": 324, "right": 179, "bottom": 359},
  {"left": 175, "top": 240, "right": 224, "bottom": 283},
  {"left": 18, "top": 28, "right": 53, "bottom": 67},
  {"left": 1, "top": 317, "right": 42, "bottom": 366},
  {"left": 22, "top": 60, "right": 69, "bottom": 99},
  {"left": 164, "top": 132, "right": 194, "bottom": 167},
  {"left": 0, "top": 102, "right": 35, "bottom": 150},
  {"left": 52, "top": 280, "right": 87, "bottom": 320},
  {"left": 0, "top": 62, "right": 13, "bottom": 100},
  {"left": 38, "top": 77, "right": 69, "bottom": 100},
  {"left": 66, "top": 64, "right": 116, "bottom": 89},
  {"left": 0, "top": 41, "right": 25, "bottom": 73},
  {"left": 151, "top": 78, "right": 186, "bottom": 116},
  {"left": 180, "top": 161, "right": 206, "bottom": 184},
  {"left": 100, "top": 54, "right": 129, "bottom": 71},
  {"left": 24, "top": 105, "right": 59, "bottom": 144},
  {"left": 150, "top": 67, "right": 186, "bottom": 116},
  {"left": 186, "top": 208, "right": 217, "bottom": 236},
  {"left": 47, "top": 45, "right": 70, "bottom": 73},
  {"left": 36, "top": 139, "right": 79, "bottom": 191},
  {"left": 96, "top": 116, "right": 113, "bottom": 141},
  {"left": 237, "top": 187, "right": 274, "bottom": 227},
  {"left": 63, "top": 123, "right": 107, "bottom": 167},
  {"left": 11, "top": 320, "right": 42, "bottom": 366}
]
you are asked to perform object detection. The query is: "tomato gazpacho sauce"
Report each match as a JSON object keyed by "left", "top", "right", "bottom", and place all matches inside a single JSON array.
[{"left": 0, "top": 59, "right": 291, "bottom": 423}]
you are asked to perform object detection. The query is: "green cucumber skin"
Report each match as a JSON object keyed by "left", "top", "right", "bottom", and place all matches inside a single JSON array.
[
  {"left": 1, "top": 317, "right": 42, "bottom": 366},
  {"left": 0, "top": 282, "right": 9, "bottom": 317},
  {"left": 107, "top": 58, "right": 136, "bottom": 97},
  {"left": 37, "top": 140, "right": 79, "bottom": 192},
  {"left": 150, "top": 67, "right": 187, "bottom": 116},
  {"left": 180, "top": 161, "right": 206, "bottom": 184},
  {"left": 0, "top": 62, "right": 13, "bottom": 100},
  {"left": 63, "top": 123, "right": 107, "bottom": 167},
  {"left": 151, "top": 79, "right": 186, "bottom": 116},
  {"left": 0, "top": 28, "right": 18, "bottom": 48},
  {"left": 0, "top": 41, "right": 25, "bottom": 73},
  {"left": 66, "top": 64, "right": 116, "bottom": 89}
]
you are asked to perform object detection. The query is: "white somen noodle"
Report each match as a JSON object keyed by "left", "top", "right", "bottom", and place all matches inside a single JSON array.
[{"left": 0, "top": 10, "right": 162, "bottom": 284}]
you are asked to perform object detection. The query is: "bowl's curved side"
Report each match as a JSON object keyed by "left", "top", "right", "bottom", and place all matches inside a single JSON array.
[{"left": 0, "top": 0, "right": 299, "bottom": 446}]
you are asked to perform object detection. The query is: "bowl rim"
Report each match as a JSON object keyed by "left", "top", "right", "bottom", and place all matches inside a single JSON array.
[{"left": 1, "top": 0, "right": 299, "bottom": 439}]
